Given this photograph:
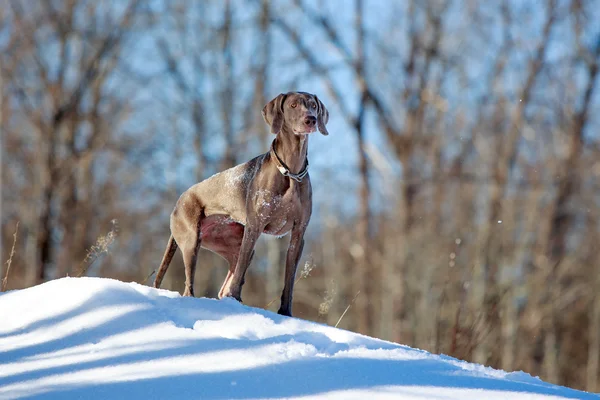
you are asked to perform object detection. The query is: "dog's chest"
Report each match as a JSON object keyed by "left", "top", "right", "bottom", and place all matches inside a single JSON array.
[{"left": 254, "top": 188, "right": 301, "bottom": 236}]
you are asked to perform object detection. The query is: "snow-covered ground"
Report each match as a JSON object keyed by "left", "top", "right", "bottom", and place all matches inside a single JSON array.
[{"left": 0, "top": 278, "right": 596, "bottom": 400}]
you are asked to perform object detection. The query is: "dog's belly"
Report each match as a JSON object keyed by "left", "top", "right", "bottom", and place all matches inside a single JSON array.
[{"left": 200, "top": 214, "right": 244, "bottom": 256}]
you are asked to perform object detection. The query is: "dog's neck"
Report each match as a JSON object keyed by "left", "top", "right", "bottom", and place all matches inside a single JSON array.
[{"left": 272, "top": 127, "right": 309, "bottom": 175}]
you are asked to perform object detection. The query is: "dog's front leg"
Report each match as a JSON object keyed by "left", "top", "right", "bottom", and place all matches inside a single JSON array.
[
  {"left": 278, "top": 222, "right": 307, "bottom": 317},
  {"left": 222, "top": 226, "right": 261, "bottom": 302}
]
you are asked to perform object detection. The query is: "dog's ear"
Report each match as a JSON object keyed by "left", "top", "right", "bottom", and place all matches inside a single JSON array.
[
  {"left": 314, "top": 95, "right": 329, "bottom": 136},
  {"left": 262, "top": 93, "right": 288, "bottom": 135}
]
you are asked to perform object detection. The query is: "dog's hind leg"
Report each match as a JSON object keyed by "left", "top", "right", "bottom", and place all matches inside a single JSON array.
[
  {"left": 173, "top": 213, "right": 204, "bottom": 297},
  {"left": 181, "top": 229, "right": 202, "bottom": 297},
  {"left": 154, "top": 235, "right": 178, "bottom": 289}
]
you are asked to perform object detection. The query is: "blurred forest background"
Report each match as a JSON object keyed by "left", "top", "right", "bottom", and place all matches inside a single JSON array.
[{"left": 1, "top": 0, "right": 600, "bottom": 392}]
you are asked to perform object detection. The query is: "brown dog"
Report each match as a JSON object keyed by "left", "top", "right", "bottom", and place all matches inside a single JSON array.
[{"left": 153, "top": 92, "right": 329, "bottom": 316}]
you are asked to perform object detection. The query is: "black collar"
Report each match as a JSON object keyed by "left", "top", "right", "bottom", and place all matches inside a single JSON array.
[{"left": 270, "top": 141, "right": 309, "bottom": 183}]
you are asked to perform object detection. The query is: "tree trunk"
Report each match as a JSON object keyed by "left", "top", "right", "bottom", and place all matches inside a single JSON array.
[
  {"left": 474, "top": 2, "right": 555, "bottom": 364},
  {"left": 352, "top": 0, "right": 371, "bottom": 336},
  {"left": 587, "top": 269, "right": 600, "bottom": 392}
]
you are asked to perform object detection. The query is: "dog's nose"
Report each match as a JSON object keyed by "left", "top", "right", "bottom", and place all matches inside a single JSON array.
[{"left": 304, "top": 116, "right": 316, "bottom": 127}]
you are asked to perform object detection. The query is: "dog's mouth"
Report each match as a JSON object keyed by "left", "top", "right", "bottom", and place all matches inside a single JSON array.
[{"left": 294, "top": 127, "right": 316, "bottom": 135}]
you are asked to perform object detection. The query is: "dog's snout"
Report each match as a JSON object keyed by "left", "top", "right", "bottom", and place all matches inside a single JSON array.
[{"left": 304, "top": 116, "right": 317, "bottom": 127}]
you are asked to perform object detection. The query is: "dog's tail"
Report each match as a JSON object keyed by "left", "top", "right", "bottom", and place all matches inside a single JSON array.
[{"left": 154, "top": 235, "right": 178, "bottom": 289}]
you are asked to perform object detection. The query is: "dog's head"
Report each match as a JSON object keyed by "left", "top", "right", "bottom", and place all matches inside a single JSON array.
[{"left": 262, "top": 92, "right": 329, "bottom": 136}]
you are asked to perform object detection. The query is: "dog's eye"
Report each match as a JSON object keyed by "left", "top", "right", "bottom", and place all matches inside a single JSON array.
[
  {"left": 310, "top": 102, "right": 317, "bottom": 109},
  {"left": 290, "top": 102, "right": 297, "bottom": 108}
]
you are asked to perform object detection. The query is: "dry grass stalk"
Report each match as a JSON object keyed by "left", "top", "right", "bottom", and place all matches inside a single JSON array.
[
  {"left": 318, "top": 280, "right": 337, "bottom": 317},
  {"left": 1, "top": 221, "right": 19, "bottom": 291},
  {"left": 335, "top": 290, "right": 361, "bottom": 328},
  {"left": 141, "top": 269, "right": 156, "bottom": 285},
  {"left": 76, "top": 220, "right": 119, "bottom": 277}
]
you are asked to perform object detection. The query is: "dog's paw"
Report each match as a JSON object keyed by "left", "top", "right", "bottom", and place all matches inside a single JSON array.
[
  {"left": 277, "top": 307, "right": 292, "bottom": 317},
  {"left": 221, "top": 290, "right": 242, "bottom": 303}
]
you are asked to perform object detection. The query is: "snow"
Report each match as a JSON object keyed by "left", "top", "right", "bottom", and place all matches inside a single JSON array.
[{"left": 0, "top": 278, "right": 596, "bottom": 400}]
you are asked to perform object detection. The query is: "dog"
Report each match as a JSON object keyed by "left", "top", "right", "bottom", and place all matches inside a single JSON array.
[{"left": 153, "top": 92, "right": 329, "bottom": 316}]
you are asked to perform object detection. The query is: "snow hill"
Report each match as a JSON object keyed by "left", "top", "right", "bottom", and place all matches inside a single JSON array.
[{"left": 0, "top": 278, "right": 597, "bottom": 400}]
